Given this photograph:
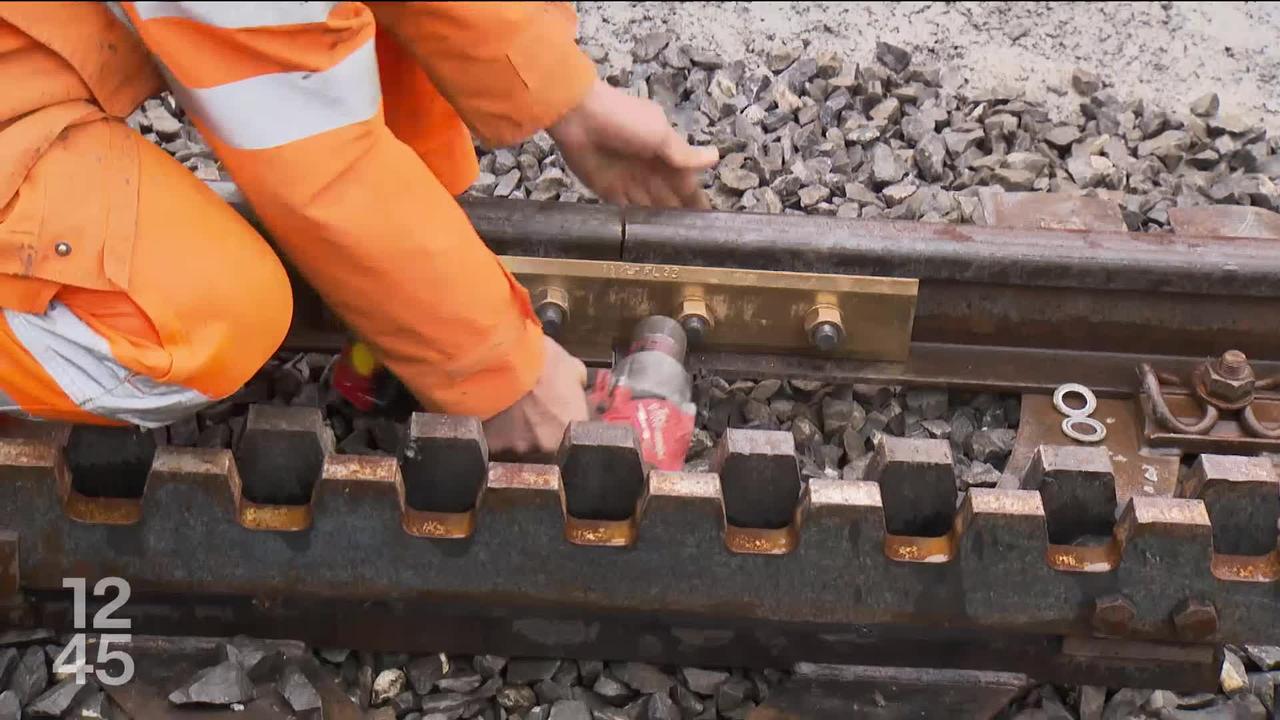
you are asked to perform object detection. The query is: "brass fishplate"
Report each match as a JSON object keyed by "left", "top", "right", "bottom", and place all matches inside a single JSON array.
[{"left": 503, "top": 257, "right": 918, "bottom": 362}]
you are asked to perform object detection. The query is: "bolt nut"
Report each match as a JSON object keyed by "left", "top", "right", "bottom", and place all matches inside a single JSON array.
[
  {"left": 1172, "top": 598, "right": 1218, "bottom": 641},
  {"left": 678, "top": 297, "right": 712, "bottom": 347},
  {"left": 1092, "top": 594, "right": 1136, "bottom": 636},
  {"left": 1197, "top": 358, "right": 1255, "bottom": 408},
  {"left": 532, "top": 286, "right": 569, "bottom": 314},
  {"left": 803, "top": 305, "right": 844, "bottom": 352}
]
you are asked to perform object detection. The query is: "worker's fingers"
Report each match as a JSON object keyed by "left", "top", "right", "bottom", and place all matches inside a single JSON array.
[
  {"left": 657, "top": 130, "right": 719, "bottom": 170},
  {"left": 624, "top": 188, "right": 649, "bottom": 208},
  {"left": 566, "top": 351, "right": 588, "bottom": 389},
  {"left": 660, "top": 164, "right": 711, "bottom": 210},
  {"left": 666, "top": 167, "right": 711, "bottom": 209},
  {"left": 643, "top": 174, "right": 683, "bottom": 209},
  {"left": 595, "top": 177, "right": 628, "bottom": 206},
  {"left": 546, "top": 336, "right": 588, "bottom": 388},
  {"left": 682, "top": 184, "right": 713, "bottom": 210},
  {"left": 653, "top": 152, "right": 707, "bottom": 199},
  {"left": 603, "top": 90, "right": 673, "bottom": 158},
  {"left": 621, "top": 176, "right": 651, "bottom": 207},
  {"left": 566, "top": 164, "right": 600, "bottom": 196}
]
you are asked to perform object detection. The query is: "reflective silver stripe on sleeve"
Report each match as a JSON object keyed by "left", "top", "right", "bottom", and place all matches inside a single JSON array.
[
  {"left": 174, "top": 37, "right": 380, "bottom": 150},
  {"left": 132, "top": 1, "right": 338, "bottom": 28},
  {"left": 3, "top": 303, "right": 211, "bottom": 428}
]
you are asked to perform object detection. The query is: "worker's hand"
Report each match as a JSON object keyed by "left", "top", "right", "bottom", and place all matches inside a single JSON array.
[
  {"left": 549, "top": 79, "right": 719, "bottom": 209},
  {"left": 482, "top": 335, "right": 589, "bottom": 461}
]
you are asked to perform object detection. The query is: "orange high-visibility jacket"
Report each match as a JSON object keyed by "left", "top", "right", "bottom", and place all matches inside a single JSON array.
[{"left": 0, "top": 2, "right": 597, "bottom": 422}]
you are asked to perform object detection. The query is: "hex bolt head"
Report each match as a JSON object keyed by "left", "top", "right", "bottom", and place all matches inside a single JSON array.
[
  {"left": 1172, "top": 598, "right": 1218, "bottom": 640},
  {"left": 1092, "top": 594, "right": 1136, "bottom": 636}
]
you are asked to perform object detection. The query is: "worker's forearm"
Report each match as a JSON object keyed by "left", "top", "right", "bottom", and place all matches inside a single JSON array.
[
  {"left": 220, "top": 119, "right": 545, "bottom": 418},
  {"left": 367, "top": 2, "right": 598, "bottom": 148}
]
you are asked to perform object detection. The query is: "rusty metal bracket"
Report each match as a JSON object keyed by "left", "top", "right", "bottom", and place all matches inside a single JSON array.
[
  {"left": 500, "top": 256, "right": 918, "bottom": 361},
  {"left": 1139, "top": 353, "right": 1280, "bottom": 452}
]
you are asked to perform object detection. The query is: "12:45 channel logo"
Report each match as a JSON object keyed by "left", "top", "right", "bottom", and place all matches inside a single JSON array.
[{"left": 53, "top": 578, "right": 135, "bottom": 686}]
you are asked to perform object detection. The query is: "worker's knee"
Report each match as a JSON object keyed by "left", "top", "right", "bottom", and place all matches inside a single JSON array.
[
  {"left": 127, "top": 136, "right": 295, "bottom": 400},
  {"left": 183, "top": 242, "right": 294, "bottom": 402},
  {"left": 207, "top": 249, "right": 294, "bottom": 400}
]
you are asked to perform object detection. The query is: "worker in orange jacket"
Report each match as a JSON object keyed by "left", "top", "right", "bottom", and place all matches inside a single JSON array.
[{"left": 0, "top": 3, "right": 717, "bottom": 457}]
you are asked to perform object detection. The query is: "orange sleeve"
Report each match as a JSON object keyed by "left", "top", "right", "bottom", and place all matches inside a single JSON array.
[
  {"left": 120, "top": 2, "right": 545, "bottom": 419},
  {"left": 367, "top": 1, "right": 599, "bottom": 148},
  {"left": 374, "top": 26, "right": 479, "bottom": 196}
]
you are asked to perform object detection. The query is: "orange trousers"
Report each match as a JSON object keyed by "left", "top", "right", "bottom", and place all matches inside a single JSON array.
[{"left": 0, "top": 123, "right": 294, "bottom": 427}]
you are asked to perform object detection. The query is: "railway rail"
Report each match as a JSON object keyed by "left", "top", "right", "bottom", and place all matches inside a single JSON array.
[{"left": 3, "top": 191, "right": 1279, "bottom": 718}]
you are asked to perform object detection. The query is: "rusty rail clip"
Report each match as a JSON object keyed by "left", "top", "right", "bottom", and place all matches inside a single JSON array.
[{"left": 1140, "top": 350, "right": 1280, "bottom": 440}]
